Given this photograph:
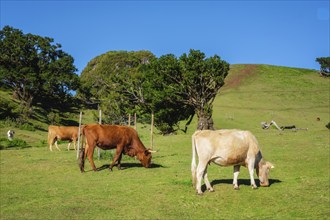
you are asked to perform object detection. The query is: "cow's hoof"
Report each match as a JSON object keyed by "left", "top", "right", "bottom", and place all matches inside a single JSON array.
[
  {"left": 196, "top": 192, "right": 203, "bottom": 196},
  {"left": 234, "top": 186, "right": 239, "bottom": 190},
  {"left": 252, "top": 185, "right": 258, "bottom": 189},
  {"left": 208, "top": 188, "right": 215, "bottom": 192}
]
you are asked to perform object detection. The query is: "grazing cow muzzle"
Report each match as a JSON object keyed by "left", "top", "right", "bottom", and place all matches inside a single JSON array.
[
  {"left": 259, "top": 181, "right": 269, "bottom": 187},
  {"left": 140, "top": 149, "right": 155, "bottom": 168},
  {"left": 141, "top": 159, "right": 152, "bottom": 168},
  {"left": 258, "top": 162, "right": 274, "bottom": 187},
  {"left": 259, "top": 175, "right": 268, "bottom": 187}
]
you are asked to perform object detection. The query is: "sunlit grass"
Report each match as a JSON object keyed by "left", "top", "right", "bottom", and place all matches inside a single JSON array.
[{"left": 1, "top": 65, "right": 329, "bottom": 219}]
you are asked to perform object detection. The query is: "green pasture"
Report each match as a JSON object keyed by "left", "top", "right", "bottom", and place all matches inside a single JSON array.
[{"left": 1, "top": 65, "right": 329, "bottom": 219}]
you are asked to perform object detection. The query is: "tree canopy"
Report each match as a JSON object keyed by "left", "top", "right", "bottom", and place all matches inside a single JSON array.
[
  {"left": 78, "top": 50, "right": 155, "bottom": 124},
  {"left": 315, "top": 57, "right": 330, "bottom": 77},
  {"left": 79, "top": 49, "right": 229, "bottom": 134},
  {"left": 0, "top": 26, "right": 79, "bottom": 117},
  {"left": 140, "top": 54, "right": 195, "bottom": 133},
  {"left": 143, "top": 49, "right": 230, "bottom": 131}
]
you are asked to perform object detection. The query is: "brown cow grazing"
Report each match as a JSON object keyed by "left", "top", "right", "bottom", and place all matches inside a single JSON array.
[
  {"left": 79, "top": 124, "right": 154, "bottom": 172},
  {"left": 48, "top": 126, "right": 79, "bottom": 151},
  {"left": 191, "top": 129, "right": 274, "bottom": 195}
]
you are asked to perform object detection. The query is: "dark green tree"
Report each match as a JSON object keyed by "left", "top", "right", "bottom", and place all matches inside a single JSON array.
[
  {"left": 79, "top": 49, "right": 229, "bottom": 133},
  {"left": 79, "top": 51, "right": 194, "bottom": 134},
  {"left": 144, "top": 49, "right": 230, "bottom": 130},
  {"left": 0, "top": 26, "right": 79, "bottom": 117},
  {"left": 141, "top": 54, "right": 194, "bottom": 134},
  {"left": 78, "top": 51, "right": 155, "bottom": 124},
  {"left": 315, "top": 57, "right": 330, "bottom": 77},
  {"left": 179, "top": 50, "right": 230, "bottom": 130}
]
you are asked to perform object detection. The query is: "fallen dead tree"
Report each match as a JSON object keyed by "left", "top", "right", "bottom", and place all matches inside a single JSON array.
[{"left": 261, "top": 120, "right": 308, "bottom": 131}]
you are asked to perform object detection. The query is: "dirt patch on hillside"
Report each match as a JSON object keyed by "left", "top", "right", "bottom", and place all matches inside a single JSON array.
[{"left": 224, "top": 64, "right": 258, "bottom": 89}]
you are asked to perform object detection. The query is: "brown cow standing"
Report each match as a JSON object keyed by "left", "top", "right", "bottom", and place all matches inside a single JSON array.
[
  {"left": 48, "top": 126, "right": 79, "bottom": 151},
  {"left": 79, "top": 124, "right": 154, "bottom": 172}
]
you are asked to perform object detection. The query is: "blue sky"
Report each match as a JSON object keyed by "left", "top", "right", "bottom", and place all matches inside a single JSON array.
[{"left": 1, "top": 1, "right": 329, "bottom": 74}]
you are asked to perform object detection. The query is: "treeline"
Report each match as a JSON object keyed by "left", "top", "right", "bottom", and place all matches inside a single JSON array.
[
  {"left": 1, "top": 26, "right": 230, "bottom": 134},
  {"left": 0, "top": 26, "right": 80, "bottom": 119},
  {"left": 1, "top": 26, "right": 328, "bottom": 134}
]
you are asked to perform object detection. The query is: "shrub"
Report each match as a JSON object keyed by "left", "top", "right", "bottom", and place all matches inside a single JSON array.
[
  {"left": 47, "top": 111, "right": 60, "bottom": 125},
  {"left": 0, "top": 138, "right": 30, "bottom": 150},
  {"left": 36, "top": 140, "right": 47, "bottom": 148},
  {"left": 0, "top": 118, "right": 16, "bottom": 128},
  {"left": 19, "top": 123, "right": 36, "bottom": 131},
  {"left": 0, "top": 99, "right": 18, "bottom": 120}
]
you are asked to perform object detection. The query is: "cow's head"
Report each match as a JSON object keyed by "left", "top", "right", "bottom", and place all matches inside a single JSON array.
[
  {"left": 257, "top": 160, "right": 274, "bottom": 187},
  {"left": 138, "top": 148, "right": 155, "bottom": 168}
]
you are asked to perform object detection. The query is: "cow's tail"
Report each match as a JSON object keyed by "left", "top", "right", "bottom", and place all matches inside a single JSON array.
[
  {"left": 78, "top": 125, "right": 86, "bottom": 172},
  {"left": 191, "top": 133, "right": 197, "bottom": 188}
]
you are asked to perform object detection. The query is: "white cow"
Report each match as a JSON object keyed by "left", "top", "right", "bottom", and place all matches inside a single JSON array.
[{"left": 191, "top": 129, "right": 274, "bottom": 195}]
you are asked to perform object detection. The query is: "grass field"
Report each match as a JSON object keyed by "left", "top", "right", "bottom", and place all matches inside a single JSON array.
[{"left": 1, "top": 64, "right": 329, "bottom": 219}]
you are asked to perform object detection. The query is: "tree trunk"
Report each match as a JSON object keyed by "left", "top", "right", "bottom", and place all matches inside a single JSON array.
[
  {"left": 15, "top": 90, "right": 34, "bottom": 119},
  {"left": 196, "top": 109, "right": 214, "bottom": 130}
]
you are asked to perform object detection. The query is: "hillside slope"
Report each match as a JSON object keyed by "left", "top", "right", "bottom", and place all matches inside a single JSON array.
[
  {"left": 0, "top": 64, "right": 329, "bottom": 147},
  {"left": 213, "top": 64, "right": 329, "bottom": 132},
  {"left": 1, "top": 64, "right": 329, "bottom": 219}
]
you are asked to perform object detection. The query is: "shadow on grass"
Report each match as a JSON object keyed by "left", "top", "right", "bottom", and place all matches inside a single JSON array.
[
  {"left": 204, "top": 178, "right": 282, "bottom": 191},
  {"left": 82, "top": 162, "right": 164, "bottom": 172}
]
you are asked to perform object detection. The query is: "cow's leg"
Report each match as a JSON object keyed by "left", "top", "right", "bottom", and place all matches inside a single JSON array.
[
  {"left": 196, "top": 161, "right": 208, "bottom": 195},
  {"left": 55, "top": 140, "right": 61, "bottom": 151},
  {"left": 49, "top": 138, "right": 56, "bottom": 151},
  {"left": 85, "top": 139, "right": 97, "bottom": 171},
  {"left": 86, "top": 147, "right": 97, "bottom": 171},
  {"left": 116, "top": 153, "right": 123, "bottom": 170},
  {"left": 73, "top": 139, "right": 77, "bottom": 151},
  {"left": 67, "top": 141, "right": 71, "bottom": 151},
  {"left": 233, "top": 165, "right": 240, "bottom": 190},
  {"left": 109, "top": 147, "right": 123, "bottom": 171},
  {"left": 48, "top": 135, "right": 54, "bottom": 151},
  {"left": 203, "top": 167, "right": 214, "bottom": 192},
  {"left": 80, "top": 141, "right": 90, "bottom": 172},
  {"left": 248, "top": 158, "right": 257, "bottom": 189}
]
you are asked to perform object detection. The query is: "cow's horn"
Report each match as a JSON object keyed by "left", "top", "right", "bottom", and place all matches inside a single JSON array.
[{"left": 147, "top": 149, "right": 157, "bottom": 153}]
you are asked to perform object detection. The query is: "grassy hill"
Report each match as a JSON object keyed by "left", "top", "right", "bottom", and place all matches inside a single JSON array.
[
  {"left": 0, "top": 64, "right": 329, "bottom": 219},
  {"left": 215, "top": 64, "right": 329, "bottom": 130}
]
